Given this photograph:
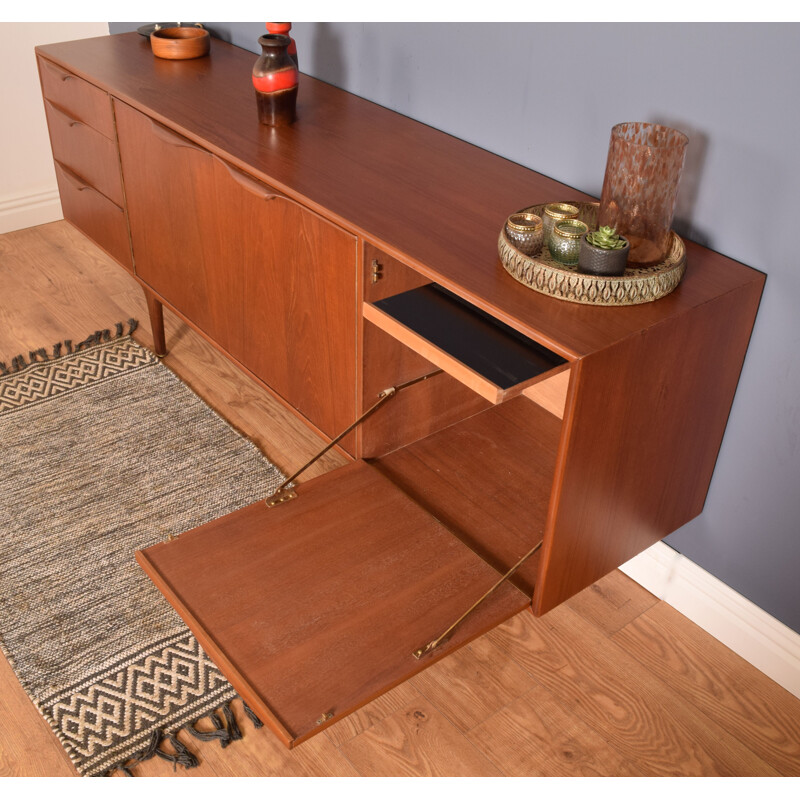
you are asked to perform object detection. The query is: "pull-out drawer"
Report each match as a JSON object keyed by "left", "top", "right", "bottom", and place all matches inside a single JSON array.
[
  {"left": 54, "top": 161, "right": 133, "bottom": 271},
  {"left": 44, "top": 98, "right": 124, "bottom": 206},
  {"left": 39, "top": 57, "right": 116, "bottom": 140},
  {"left": 364, "top": 283, "right": 569, "bottom": 404}
]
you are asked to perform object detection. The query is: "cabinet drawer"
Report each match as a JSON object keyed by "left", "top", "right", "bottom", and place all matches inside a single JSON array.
[
  {"left": 44, "top": 99, "right": 123, "bottom": 206},
  {"left": 39, "top": 57, "right": 115, "bottom": 140},
  {"left": 364, "top": 284, "right": 568, "bottom": 404},
  {"left": 54, "top": 161, "right": 132, "bottom": 271}
]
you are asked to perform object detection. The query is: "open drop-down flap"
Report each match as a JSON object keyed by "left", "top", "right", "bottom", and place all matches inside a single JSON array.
[{"left": 136, "top": 460, "right": 530, "bottom": 747}]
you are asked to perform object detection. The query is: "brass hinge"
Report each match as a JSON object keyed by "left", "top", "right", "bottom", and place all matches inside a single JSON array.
[
  {"left": 371, "top": 259, "right": 383, "bottom": 284},
  {"left": 265, "top": 488, "right": 298, "bottom": 508}
]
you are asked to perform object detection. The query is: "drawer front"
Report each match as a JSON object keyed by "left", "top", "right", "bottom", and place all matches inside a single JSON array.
[
  {"left": 54, "top": 161, "right": 133, "bottom": 271},
  {"left": 44, "top": 99, "right": 123, "bottom": 206},
  {"left": 39, "top": 57, "right": 115, "bottom": 140}
]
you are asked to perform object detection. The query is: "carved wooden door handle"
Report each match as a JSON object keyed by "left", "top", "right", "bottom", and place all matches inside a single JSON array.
[
  {"left": 148, "top": 117, "right": 285, "bottom": 201},
  {"left": 220, "top": 161, "right": 284, "bottom": 201}
]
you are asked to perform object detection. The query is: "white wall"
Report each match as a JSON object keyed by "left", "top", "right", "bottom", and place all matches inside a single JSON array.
[{"left": 0, "top": 22, "right": 109, "bottom": 234}]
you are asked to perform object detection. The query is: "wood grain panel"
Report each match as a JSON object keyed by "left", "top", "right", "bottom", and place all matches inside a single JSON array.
[
  {"left": 115, "top": 100, "right": 358, "bottom": 442},
  {"left": 137, "top": 461, "right": 529, "bottom": 747},
  {"left": 324, "top": 682, "right": 420, "bottom": 748},
  {"left": 615, "top": 603, "right": 800, "bottom": 776},
  {"left": 488, "top": 605, "right": 780, "bottom": 776},
  {"left": 374, "top": 397, "right": 561, "bottom": 596},
  {"left": 35, "top": 35, "right": 763, "bottom": 359},
  {"left": 468, "top": 684, "right": 642, "bottom": 776},
  {"left": 44, "top": 99, "right": 123, "bottom": 205},
  {"left": 38, "top": 55, "right": 115, "bottom": 139},
  {"left": 0, "top": 222, "right": 787, "bottom": 778},
  {"left": 53, "top": 161, "right": 132, "bottom": 271},
  {"left": 338, "top": 697, "right": 503, "bottom": 776},
  {"left": 409, "top": 634, "right": 537, "bottom": 732},
  {"left": 564, "top": 569, "right": 658, "bottom": 636},
  {"left": 535, "top": 275, "right": 765, "bottom": 615},
  {"left": 359, "top": 320, "right": 490, "bottom": 458},
  {"left": 522, "top": 368, "right": 571, "bottom": 419}
]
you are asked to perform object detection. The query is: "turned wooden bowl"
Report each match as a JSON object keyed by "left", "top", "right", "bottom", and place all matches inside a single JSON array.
[{"left": 150, "top": 27, "right": 210, "bottom": 60}]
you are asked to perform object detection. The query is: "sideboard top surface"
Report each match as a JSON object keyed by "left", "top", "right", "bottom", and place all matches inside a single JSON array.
[{"left": 36, "top": 33, "right": 764, "bottom": 359}]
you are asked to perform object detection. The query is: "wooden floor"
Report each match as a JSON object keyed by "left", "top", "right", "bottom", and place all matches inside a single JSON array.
[{"left": 1, "top": 221, "right": 799, "bottom": 778}]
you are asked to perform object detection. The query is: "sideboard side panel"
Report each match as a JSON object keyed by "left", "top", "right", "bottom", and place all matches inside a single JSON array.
[{"left": 534, "top": 276, "right": 765, "bottom": 615}]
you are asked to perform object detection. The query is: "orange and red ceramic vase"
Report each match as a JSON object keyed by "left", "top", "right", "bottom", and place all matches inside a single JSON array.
[
  {"left": 266, "top": 22, "right": 298, "bottom": 68},
  {"left": 252, "top": 33, "right": 298, "bottom": 127}
]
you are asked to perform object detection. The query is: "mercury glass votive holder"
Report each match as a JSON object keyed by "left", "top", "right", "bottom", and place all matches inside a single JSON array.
[
  {"left": 542, "top": 203, "right": 579, "bottom": 252},
  {"left": 549, "top": 219, "right": 588, "bottom": 266},
  {"left": 505, "top": 212, "right": 544, "bottom": 256}
]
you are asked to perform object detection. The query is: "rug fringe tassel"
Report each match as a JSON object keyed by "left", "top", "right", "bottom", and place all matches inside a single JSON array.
[
  {"left": 184, "top": 699, "right": 243, "bottom": 749},
  {"left": 102, "top": 697, "right": 259, "bottom": 777},
  {"left": 242, "top": 700, "right": 264, "bottom": 729},
  {"left": 0, "top": 320, "right": 138, "bottom": 377}
]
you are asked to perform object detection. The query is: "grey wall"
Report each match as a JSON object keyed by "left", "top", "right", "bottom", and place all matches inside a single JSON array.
[{"left": 111, "top": 22, "right": 800, "bottom": 633}]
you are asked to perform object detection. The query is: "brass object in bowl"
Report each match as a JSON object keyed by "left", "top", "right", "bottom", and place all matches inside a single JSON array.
[
  {"left": 150, "top": 27, "right": 210, "bottom": 60},
  {"left": 505, "top": 212, "right": 543, "bottom": 256}
]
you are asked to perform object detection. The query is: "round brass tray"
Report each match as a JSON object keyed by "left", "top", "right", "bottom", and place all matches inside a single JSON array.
[{"left": 498, "top": 202, "right": 686, "bottom": 306}]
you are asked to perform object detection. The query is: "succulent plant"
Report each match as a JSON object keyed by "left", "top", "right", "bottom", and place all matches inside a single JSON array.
[{"left": 586, "top": 226, "right": 627, "bottom": 250}]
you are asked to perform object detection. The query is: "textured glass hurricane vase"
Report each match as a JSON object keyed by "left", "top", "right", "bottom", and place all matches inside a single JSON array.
[{"left": 598, "top": 122, "right": 688, "bottom": 267}]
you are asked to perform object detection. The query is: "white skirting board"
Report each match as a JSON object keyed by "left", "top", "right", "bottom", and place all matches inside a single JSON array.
[
  {"left": 620, "top": 542, "right": 800, "bottom": 699},
  {"left": 0, "top": 188, "right": 62, "bottom": 235}
]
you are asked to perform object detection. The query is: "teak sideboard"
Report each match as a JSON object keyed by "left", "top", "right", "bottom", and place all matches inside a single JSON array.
[{"left": 36, "top": 32, "right": 765, "bottom": 748}]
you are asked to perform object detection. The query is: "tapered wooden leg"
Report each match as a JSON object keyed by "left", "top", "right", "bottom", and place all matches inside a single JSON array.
[{"left": 143, "top": 287, "right": 167, "bottom": 357}]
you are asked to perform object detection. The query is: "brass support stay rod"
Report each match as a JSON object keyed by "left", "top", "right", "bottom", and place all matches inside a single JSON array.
[
  {"left": 267, "top": 368, "right": 443, "bottom": 502},
  {"left": 412, "top": 540, "right": 543, "bottom": 659}
]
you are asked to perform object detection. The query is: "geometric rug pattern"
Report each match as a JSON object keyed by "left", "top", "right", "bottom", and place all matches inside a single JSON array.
[{"left": 0, "top": 325, "right": 283, "bottom": 775}]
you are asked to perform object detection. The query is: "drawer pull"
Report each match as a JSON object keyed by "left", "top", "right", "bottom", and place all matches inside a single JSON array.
[
  {"left": 44, "top": 98, "right": 83, "bottom": 128},
  {"left": 56, "top": 161, "right": 95, "bottom": 193}
]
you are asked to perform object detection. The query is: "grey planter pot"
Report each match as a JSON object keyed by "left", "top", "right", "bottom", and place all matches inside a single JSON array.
[{"left": 578, "top": 233, "right": 629, "bottom": 276}]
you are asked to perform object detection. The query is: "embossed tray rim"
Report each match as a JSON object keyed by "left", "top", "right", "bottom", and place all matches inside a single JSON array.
[{"left": 498, "top": 201, "right": 687, "bottom": 307}]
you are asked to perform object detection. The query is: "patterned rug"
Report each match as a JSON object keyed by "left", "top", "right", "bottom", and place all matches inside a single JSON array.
[{"left": 0, "top": 322, "right": 284, "bottom": 776}]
